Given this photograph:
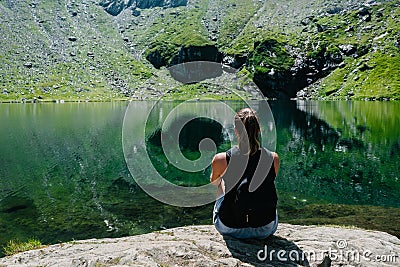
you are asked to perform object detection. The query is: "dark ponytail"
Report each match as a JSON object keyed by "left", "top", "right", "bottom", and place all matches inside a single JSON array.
[{"left": 234, "top": 108, "right": 261, "bottom": 155}]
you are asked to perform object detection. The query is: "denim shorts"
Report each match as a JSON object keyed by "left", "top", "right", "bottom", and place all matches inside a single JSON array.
[{"left": 213, "top": 195, "right": 278, "bottom": 239}]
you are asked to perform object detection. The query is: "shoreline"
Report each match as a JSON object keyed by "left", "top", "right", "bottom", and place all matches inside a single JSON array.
[{"left": 1, "top": 97, "right": 400, "bottom": 104}]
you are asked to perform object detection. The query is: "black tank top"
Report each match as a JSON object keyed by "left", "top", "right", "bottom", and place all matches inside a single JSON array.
[{"left": 219, "top": 147, "right": 278, "bottom": 228}]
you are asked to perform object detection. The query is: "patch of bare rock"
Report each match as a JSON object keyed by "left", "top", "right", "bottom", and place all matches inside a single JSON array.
[{"left": 1, "top": 224, "right": 399, "bottom": 266}]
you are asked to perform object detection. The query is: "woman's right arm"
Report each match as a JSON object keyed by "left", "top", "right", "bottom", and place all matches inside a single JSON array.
[
  {"left": 272, "top": 152, "right": 280, "bottom": 176},
  {"left": 210, "top": 152, "right": 227, "bottom": 185}
]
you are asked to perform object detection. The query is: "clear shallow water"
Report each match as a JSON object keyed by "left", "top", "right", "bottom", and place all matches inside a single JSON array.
[{"left": 0, "top": 101, "right": 399, "bottom": 252}]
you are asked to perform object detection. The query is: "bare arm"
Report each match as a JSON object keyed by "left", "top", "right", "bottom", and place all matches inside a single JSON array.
[
  {"left": 210, "top": 152, "right": 227, "bottom": 185},
  {"left": 272, "top": 152, "right": 280, "bottom": 176}
]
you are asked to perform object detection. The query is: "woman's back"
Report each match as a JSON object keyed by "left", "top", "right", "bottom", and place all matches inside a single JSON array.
[
  {"left": 211, "top": 107, "right": 279, "bottom": 239},
  {"left": 219, "top": 147, "right": 278, "bottom": 228}
]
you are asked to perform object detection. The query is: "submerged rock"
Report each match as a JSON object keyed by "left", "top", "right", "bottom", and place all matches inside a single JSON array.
[
  {"left": 0, "top": 224, "right": 398, "bottom": 266},
  {"left": 0, "top": 195, "right": 34, "bottom": 213}
]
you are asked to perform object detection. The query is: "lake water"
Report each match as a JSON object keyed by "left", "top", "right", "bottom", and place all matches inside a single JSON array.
[{"left": 0, "top": 100, "right": 399, "bottom": 252}]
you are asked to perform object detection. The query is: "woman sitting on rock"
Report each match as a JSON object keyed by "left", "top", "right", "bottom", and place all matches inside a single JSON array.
[{"left": 210, "top": 108, "right": 279, "bottom": 239}]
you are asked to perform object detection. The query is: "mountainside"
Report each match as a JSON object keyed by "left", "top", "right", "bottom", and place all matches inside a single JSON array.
[{"left": 0, "top": 0, "right": 399, "bottom": 101}]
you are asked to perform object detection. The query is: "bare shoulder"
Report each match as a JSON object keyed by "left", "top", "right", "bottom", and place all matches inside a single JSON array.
[
  {"left": 271, "top": 152, "right": 279, "bottom": 160},
  {"left": 212, "top": 152, "right": 226, "bottom": 165},
  {"left": 210, "top": 152, "right": 227, "bottom": 183}
]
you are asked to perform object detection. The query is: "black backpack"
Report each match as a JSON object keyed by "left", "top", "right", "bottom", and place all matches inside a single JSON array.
[{"left": 218, "top": 147, "right": 278, "bottom": 228}]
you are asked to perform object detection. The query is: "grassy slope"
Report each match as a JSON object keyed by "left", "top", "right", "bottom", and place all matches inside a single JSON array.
[
  {"left": 140, "top": 1, "right": 213, "bottom": 65},
  {"left": 0, "top": 0, "right": 152, "bottom": 101},
  {"left": 313, "top": 1, "right": 400, "bottom": 99},
  {"left": 215, "top": 0, "right": 262, "bottom": 50},
  {"left": 141, "top": 0, "right": 400, "bottom": 100},
  {"left": 0, "top": 0, "right": 399, "bottom": 101}
]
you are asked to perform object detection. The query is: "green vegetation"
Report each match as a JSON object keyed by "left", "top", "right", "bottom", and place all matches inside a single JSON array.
[
  {"left": 0, "top": 0, "right": 153, "bottom": 102},
  {"left": 1, "top": 0, "right": 400, "bottom": 100},
  {"left": 305, "top": 1, "right": 400, "bottom": 99},
  {"left": 143, "top": 4, "right": 213, "bottom": 67},
  {"left": 161, "top": 83, "right": 252, "bottom": 100},
  {"left": 216, "top": 0, "right": 262, "bottom": 49},
  {"left": 248, "top": 38, "right": 294, "bottom": 76},
  {"left": 1, "top": 57, "right": 152, "bottom": 102},
  {"left": 220, "top": 0, "right": 400, "bottom": 100},
  {"left": 319, "top": 51, "right": 400, "bottom": 100},
  {"left": 225, "top": 26, "right": 294, "bottom": 56},
  {"left": 3, "top": 238, "right": 43, "bottom": 256}
]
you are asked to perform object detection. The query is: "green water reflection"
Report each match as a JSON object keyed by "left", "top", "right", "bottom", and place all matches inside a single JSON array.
[{"left": 0, "top": 101, "right": 399, "bottom": 254}]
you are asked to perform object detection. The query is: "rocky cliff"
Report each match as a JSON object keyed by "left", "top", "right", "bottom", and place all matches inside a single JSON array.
[
  {"left": 0, "top": 224, "right": 399, "bottom": 267},
  {"left": 99, "top": 0, "right": 187, "bottom": 16},
  {"left": 0, "top": 0, "right": 399, "bottom": 101}
]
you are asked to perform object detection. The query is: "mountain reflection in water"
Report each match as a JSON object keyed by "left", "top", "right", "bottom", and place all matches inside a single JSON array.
[{"left": 0, "top": 101, "right": 398, "bottom": 253}]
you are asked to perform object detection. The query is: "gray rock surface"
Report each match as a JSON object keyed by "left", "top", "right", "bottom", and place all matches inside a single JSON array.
[
  {"left": 1, "top": 224, "right": 399, "bottom": 267},
  {"left": 99, "top": 0, "right": 187, "bottom": 16}
]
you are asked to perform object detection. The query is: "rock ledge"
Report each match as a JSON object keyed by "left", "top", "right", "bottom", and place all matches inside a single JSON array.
[{"left": 0, "top": 224, "right": 399, "bottom": 267}]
